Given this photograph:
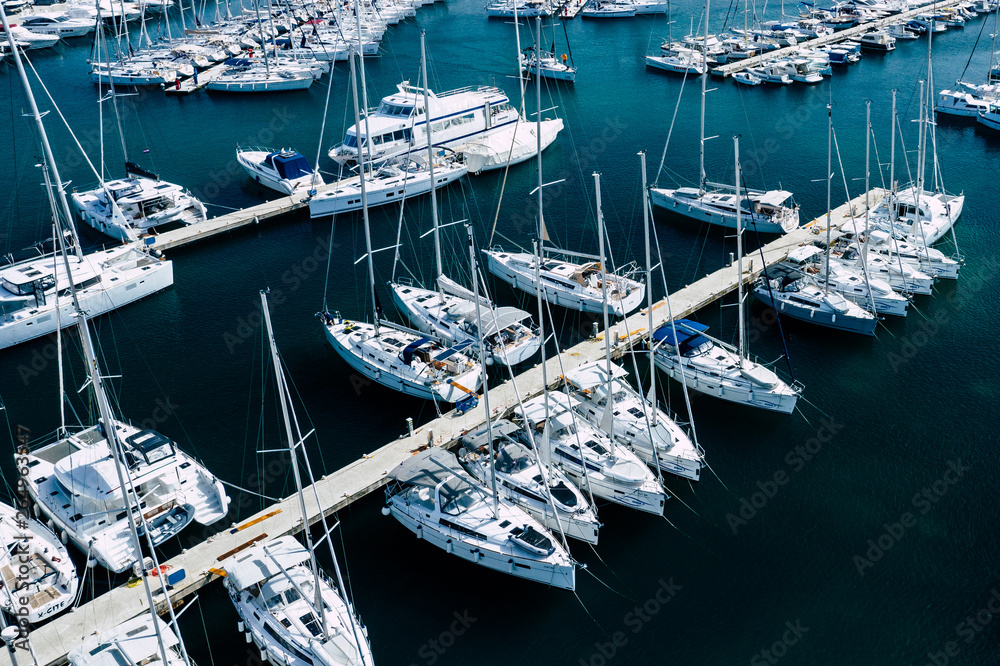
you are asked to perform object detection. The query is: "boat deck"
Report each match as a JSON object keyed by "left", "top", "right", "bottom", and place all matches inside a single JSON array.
[
  {"left": 710, "top": 0, "right": 963, "bottom": 77},
  {"left": 0, "top": 190, "right": 885, "bottom": 666}
]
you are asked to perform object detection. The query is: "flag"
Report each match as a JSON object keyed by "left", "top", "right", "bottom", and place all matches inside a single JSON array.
[{"left": 143, "top": 149, "right": 150, "bottom": 153}]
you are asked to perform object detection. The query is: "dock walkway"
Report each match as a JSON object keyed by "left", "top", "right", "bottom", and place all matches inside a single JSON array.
[
  {"left": 1, "top": 190, "right": 884, "bottom": 666},
  {"left": 710, "top": 0, "right": 962, "bottom": 77}
]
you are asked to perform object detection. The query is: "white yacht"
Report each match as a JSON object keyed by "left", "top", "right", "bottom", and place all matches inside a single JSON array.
[
  {"left": 236, "top": 147, "right": 323, "bottom": 194},
  {"left": 67, "top": 614, "right": 188, "bottom": 666},
  {"left": 645, "top": 48, "right": 706, "bottom": 75},
  {"left": 206, "top": 59, "right": 316, "bottom": 92},
  {"left": 828, "top": 241, "right": 935, "bottom": 295},
  {"left": 858, "top": 28, "right": 896, "bottom": 51},
  {"left": 71, "top": 169, "right": 207, "bottom": 242},
  {"left": 849, "top": 229, "right": 960, "bottom": 279},
  {"left": 780, "top": 244, "right": 909, "bottom": 316},
  {"left": 753, "top": 273, "right": 879, "bottom": 335},
  {"left": 0, "top": 243, "right": 173, "bottom": 350},
  {"left": 456, "top": 117, "right": 563, "bottom": 173},
  {"left": 745, "top": 63, "right": 793, "bottom": 84},
  {"left": 459, "top": 420, "right": 601, "bottom": 544},
  {"left": 0, "top": 501, "right": 78, "bottom": 623},
  {"left": 224, "top": 536, "right": 373, "bottom": 666},
  {"left": 90, "top": 61, "right": 183, "bottom": 86},
  {"left": 486, "top": 0, "right": 549, "bottom": 17},
  {"left": 520, "top": 47, "right": 576, "bottom": 81},
  {"left": 19, "top": 14, "right": 94, "bottom": 37},
  {"left": 0, "top": 23, "right": 59, "bottom": 48},
  {"left": 514, "top": 392, "right": 668, "bottom": 515},
  {"left": 651, "top": 187, "right": 799, "bottom": 234},
  {"left": 320, "top": 314, "right": 483, "bottom": 403},
  {"left": 383, "top": 447, "right": 576, "bottom": 589},
  {"left": 562, "top": 361, "right": 704, "bottom": 482},
  {"left": 23, "top": 422, "right": 230, "bottom": 573},
  {"left": 652, "top": 320, "right": 800, "bottom": 414},
  {"left": 483, "top": 250, "right": 645, "bottom": 317},
  {"left": 389, "top": 279, "right": 540, "bottom": 366},
  {"left": 978, "top": 98, "right": 1000, "bottom": 130},
  {"left": 308, "top": 157, "right": 467, "bottom": 218},
  {"left": 328, "top": 81, "right": 522, "bottom": 165},
  {"left": 935, "top": 89, "right": 993, "bottom": 117},
  {"left": 581, "top": 1, "right": 637, "bottom": 17},
  {"left": 867, "top": 189, "right": 964, "bottom": 246}
]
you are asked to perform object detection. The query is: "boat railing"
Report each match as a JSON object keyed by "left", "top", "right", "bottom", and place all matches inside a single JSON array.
[{"left": 432, "top": 84, "right": 505, "bottom": 99}]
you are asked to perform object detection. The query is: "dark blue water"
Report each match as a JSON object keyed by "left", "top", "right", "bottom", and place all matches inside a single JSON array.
[{"left": 1, "top": 2, "right": 999, "bottom": 664}]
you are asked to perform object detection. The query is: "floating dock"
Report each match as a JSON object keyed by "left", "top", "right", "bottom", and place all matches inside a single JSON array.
[
  {"left": 711, "top": 0, "right": 963, "bottom": 77},
  {"left": 1, "top": 190, "right": 885, "bottom": 666}
]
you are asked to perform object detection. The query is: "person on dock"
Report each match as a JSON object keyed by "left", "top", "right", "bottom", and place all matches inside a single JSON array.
[
  {"left": 193, "top": 70, "right": 198, "bottom": 86},
  {"left": 175, "top": 78, "right": 181, "bottom": 90}
]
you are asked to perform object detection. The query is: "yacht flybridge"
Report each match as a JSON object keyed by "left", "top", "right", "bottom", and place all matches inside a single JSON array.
[
  {"left": 24, "top": 421, "right": 231, "bottom": 573},
  {"left": 383, "top": 447, "right": 577, "bottom": 590},
  {"left": 328, "top": 81, "right": 522, "bottom": 165}
]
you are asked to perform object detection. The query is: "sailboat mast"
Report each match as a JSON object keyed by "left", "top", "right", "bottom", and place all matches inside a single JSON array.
[
  {"left": 254, "top": 0, "right": 269, "bottom": 76},
  {"left": 535, "top": 15, "right": 545, "bottom": 243},
  {"left": 735, "top": 135, "right": 746, "bottom": 366},
  {"left": 354, "top": 0, "right": 374, "bottom": 169},
  {"left": 260, "top": 291, "right": 330, "bottom": 637},
  {"left": 640, "top": 151, "right": 657, "bottom": 428},
  {"left": 0, "top": 4, "right": 82, "bottom": 259},
  {"left": 594, "top": 173, "right": 614, "bottom": 440},
  {"left": 420, "top": 31, "right": 443, "bottom": 293},
  {"left": 699, "top": 0, "right": 710, "bottom": 194},
  {"left": 348, "top": 47, "right": 379, "bottom": 333},
  {"left": 917, "top": 78, "right": 926, "bottom": 196},
  {"left": 889, "top": 89, "right": 896, "bottom": 194},
  {"left": 468, "top": 226, "right": 498, "bottom": 518},
  {"left": 824, "top": 103, "right": 832, "bottom": 294},
  {"left": 864, "top": 101, "right": 871, "bottom": 262}
]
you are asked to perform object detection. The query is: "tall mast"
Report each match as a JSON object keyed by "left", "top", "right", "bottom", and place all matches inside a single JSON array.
[
  {"left": 535, "top": 15, "right": 545, "bottom": 245},
  {"left": 260, "top": 291, "right": 330, "bottom": 639},
  {"left": 421, "top": 30, "right": 442, "bottom": 295},
  {"left": 699, "top": 0, "right": 710, "bottom": 195},
  {"left": 594, "top": 172, "right": 613, "bottom": 441},
  {"left": 640, "top": 151, "right": 657, "bottom": 428},
  {"left": 254, "top": 0, "right": 269, "bottom": 77},
  {"left": 824, "top": 103, "right": 832, "bottom": 294},
  {"left": 864, "top": 100, "right": 872, "bottom": 260},
  {"left": 734, "top": 135, "right": 746, "bottom": 366},
  {"left": 889, "top": 89, "right": 896, "bottom": 195},
  {"left": 468, "top": 226, "right": 498, "bottom": 518},
  {"left": 354, "top": 0, "right": 374, "bottom": 169},
  {"left": 1, "top": 4, "right": 84, "bottom": 260},
  {"left": 348, "top": 45, "right": 378, "bottom": 334},
  {"left": 916, "top": 78, "right": 926, "bottom": 196}
]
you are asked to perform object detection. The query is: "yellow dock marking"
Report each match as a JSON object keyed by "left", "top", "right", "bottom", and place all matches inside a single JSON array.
[{"left": 230, "top": 509, "right": 282, "bottom": 534}]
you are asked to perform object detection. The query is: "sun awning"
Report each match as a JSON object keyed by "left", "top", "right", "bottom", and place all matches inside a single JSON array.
[
  {"left": 389, "top": 448, "right": 467, "bottom": 489},
  {"left": 481, "top": 307, "right": 531, "bottom": 337},
  {"left": 564, "top": 360, "right": 628, "bottom": 391},
  {"left": 225, "top": 536, "right": 310, "bottom": 591},
  {"left": 461, "top": 420, "right": 520, "bottom": 451},
  {"left": 752, "top": 190, "right": 793, "bottom": 206}
]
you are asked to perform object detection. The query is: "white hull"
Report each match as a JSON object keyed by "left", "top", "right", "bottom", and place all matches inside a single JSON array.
[
  {"left": 322, "top": 318, "right": 482, "bottom": 403},
  {"left": 387, "top": 502, "right": 575, "bottom": 589},
  {"left": 459, "top": 118, "right": 563, "bottom": 174},
  {"left": 309, "top": 160, "right": 468, "bottom": 218},
  {"left": 650, "top": 187, "right": 798, "bottom": 234},
  {"left": 207, "top": 76, "right": 313, "bottom": 92},
  {"left": 0, "top": 246, "right": 173, "bottom": 350},
  {"left": 484, "top": 250, "right": 645, "bottom": 316},
  {"left": 653, "top": 351, "right": 799, "bottom": 414}
]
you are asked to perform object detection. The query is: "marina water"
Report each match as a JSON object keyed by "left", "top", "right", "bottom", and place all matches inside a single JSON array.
[{"left": 0, "top": 0, "right": 998, "bottom": 662}]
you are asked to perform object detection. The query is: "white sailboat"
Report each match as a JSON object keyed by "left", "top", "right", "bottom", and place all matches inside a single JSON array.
[
  {"left": 650, "top": 0, "right": 799, "bottom": 234},
  {"left": 319, "top": 40, "right": 482, "bottom": 404},
  {"left": 484, "top": 47, "right": 644, "bottom": 317},
  {"left": 653, "top": 147, "right": 802, "bottom": 414},
  {"left": 68, "top": 615, "right": 189, "bottom": 666},
  {"left": 224, "top": 291, "right": 373, "bottom": 666},
  {"left": 753, "top": 111, "right": 879, "bottom": 335}
]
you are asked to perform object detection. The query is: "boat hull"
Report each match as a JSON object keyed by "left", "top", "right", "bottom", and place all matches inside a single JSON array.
[
  {"left": 650, "top": 188, "right": 797, "bottom": 234},
  {"left": 653, "top": 353, "right": 799, "bottom": 414}
]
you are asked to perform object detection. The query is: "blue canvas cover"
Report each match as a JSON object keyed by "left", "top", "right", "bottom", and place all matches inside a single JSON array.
[
  {"left": 401, "top": 337, "right": 433, "bottom": 366},
  {"left": 652, "top": 319, "right": 709, "bottom": 346},
  {"left": 266, "top": 151, "right": 313, "bottom": 180}
]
